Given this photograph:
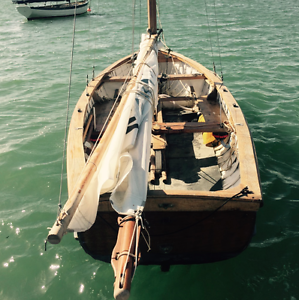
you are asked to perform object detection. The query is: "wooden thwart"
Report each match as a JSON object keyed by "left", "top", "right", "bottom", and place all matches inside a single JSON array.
[
  {"left": 152, "top": 121, "right": 227, "bottom": 134},
  {"left": 103, "top": 73, "right": 205, "bottom": 82},
  {"left": 159, "top": 96, "right": 201, "bottom": 102}
]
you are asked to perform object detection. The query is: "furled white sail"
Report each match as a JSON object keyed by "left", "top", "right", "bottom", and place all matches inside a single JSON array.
[{"left": 67, "top": 35, "right": 158, "bottom": 232}]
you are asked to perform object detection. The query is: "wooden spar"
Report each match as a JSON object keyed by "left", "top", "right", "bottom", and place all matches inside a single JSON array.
[
  {"left": 147, "top": 0, "right": 157, "bottom": 34},
  {"left": 111, "top": 216, "right": 141, "bottom": 300},
  {"left": 47, "top": 35, "right": 158, "bottom": 244}
]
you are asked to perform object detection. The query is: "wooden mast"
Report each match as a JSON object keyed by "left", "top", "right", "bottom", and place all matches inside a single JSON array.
[{"left": 147, "top": 0, "right": 157, "bottom": 34}]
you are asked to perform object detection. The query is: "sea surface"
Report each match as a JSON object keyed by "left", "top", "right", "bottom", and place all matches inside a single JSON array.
[{"left": 1, "top": 0, "right": 299, "bottom": 299}]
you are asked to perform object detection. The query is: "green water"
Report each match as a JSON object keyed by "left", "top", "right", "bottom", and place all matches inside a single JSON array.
[{"left": 1, "top": 0, "right": 299, "bottom": 299}]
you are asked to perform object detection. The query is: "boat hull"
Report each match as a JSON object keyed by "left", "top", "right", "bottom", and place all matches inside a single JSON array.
[
  {"left": 77, "top": 204, "right": 257, "bottom": 265},
  {"left": 66, "top": 48, "right": 262, "bottom": 266},
  {"left": 16, "top": 1, "right": 88, "bottom": 20}
]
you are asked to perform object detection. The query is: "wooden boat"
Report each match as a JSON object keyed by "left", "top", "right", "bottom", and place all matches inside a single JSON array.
[
  {"left": 12, "top": 0, "right": 89, "bottom": 20},
  {"left": 47, "top": 0, "right": 263, "bottom": 299}
]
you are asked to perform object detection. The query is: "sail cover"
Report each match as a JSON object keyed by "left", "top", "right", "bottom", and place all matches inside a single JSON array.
[{"left": 67, "top": 35, "right": 158, "bottom": 232}]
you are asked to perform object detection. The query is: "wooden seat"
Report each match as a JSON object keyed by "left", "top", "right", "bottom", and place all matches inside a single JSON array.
[
  {"left": 152, "top": 121, "right": 227, "bottom": 134},
  {"left": 102, "top": 73, "right": 205, "bottom": 82}
]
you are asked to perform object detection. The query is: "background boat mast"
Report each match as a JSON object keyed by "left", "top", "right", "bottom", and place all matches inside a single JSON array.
[{"left": 147, "top": 0, "right": 157, "bottom": 34}]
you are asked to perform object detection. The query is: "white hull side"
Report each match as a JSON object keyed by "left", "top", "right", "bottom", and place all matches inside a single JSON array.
[{"left": 16, "top": 2, "right": 88, "bottom": 19}]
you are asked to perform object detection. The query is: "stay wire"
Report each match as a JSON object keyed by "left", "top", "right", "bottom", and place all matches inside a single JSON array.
[
  {"left": 156, "top": 0, "right": 166, "bottom": 45},
  {"left": 203, "top": 0, "right": 215, "bottom": 73},
  {"left": 132, "top": 0, "right": 136, "bottom": 55},
  {"left": 57, "top": 4, "right": 78, "bottom": 216},
  {"left": 139, "top": 0, "right": 142, "bottom": 38},
  {"left": 87, "top": 1, "right": 95, "bottom": 80},
  {"left": 212, "top": 0, "right": 223, "bottom": 80}
]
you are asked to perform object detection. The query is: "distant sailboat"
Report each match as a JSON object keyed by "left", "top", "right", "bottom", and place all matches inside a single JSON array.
[{"left": 12, "top": 0, "right": 89, "bottom": 20}]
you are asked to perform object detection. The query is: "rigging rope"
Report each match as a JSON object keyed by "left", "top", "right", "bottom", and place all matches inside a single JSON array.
[
  {"left": 57, "top": 4, "right": 78, "bottom": 216},
  {"left": 212, "top": 0, "right": 223, "bottom": 80},
  {"left": 87, "top": 0, "right": 96, "bottom": 81},
  {"left": 156, "top": 0, "right": 167, "bottom": 46},
  {"left": 131, "top": 0, "right": 136, "bottom": 55},
  {"left": 203, "top": 0, "right": 223, "bottom": 79},
  {"left": 203, "top": 0, "right": 215, "bottom": 73}
]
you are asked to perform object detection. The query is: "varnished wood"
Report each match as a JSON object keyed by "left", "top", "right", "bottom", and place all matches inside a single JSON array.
[
  {"left": 159, "top": 96, "right": 199, "bottom": 102},
  {"left": 83, "top": 114, "right": 93, "bottom": 141},
  {"left": 102, "top": 73, "right": 205, "bottom": 83},
  {"left": 111, "top": 217, "right": 140, "bottom": 300},
  {"left": 147, "top": 0, "right": 157, "bottom": 34},
  {"left": 97, "top": 191, "right": 261, "bottom": 213},
  {"left": 78, "top": 210, "right": 257, "bottom": 264},
  {"left": 152, "top": 101, "right": 167, "bottom": 150},
  {"left": 152, "top": 121, "right": 227, "bottom": 134},
  {"left": 160, "top": 73, "right": 206, "bottom": 80}
]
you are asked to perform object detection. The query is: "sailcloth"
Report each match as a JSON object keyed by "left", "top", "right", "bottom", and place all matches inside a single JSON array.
[{"left": 68, "top": 35, "right": 158, "bottom": 232}]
